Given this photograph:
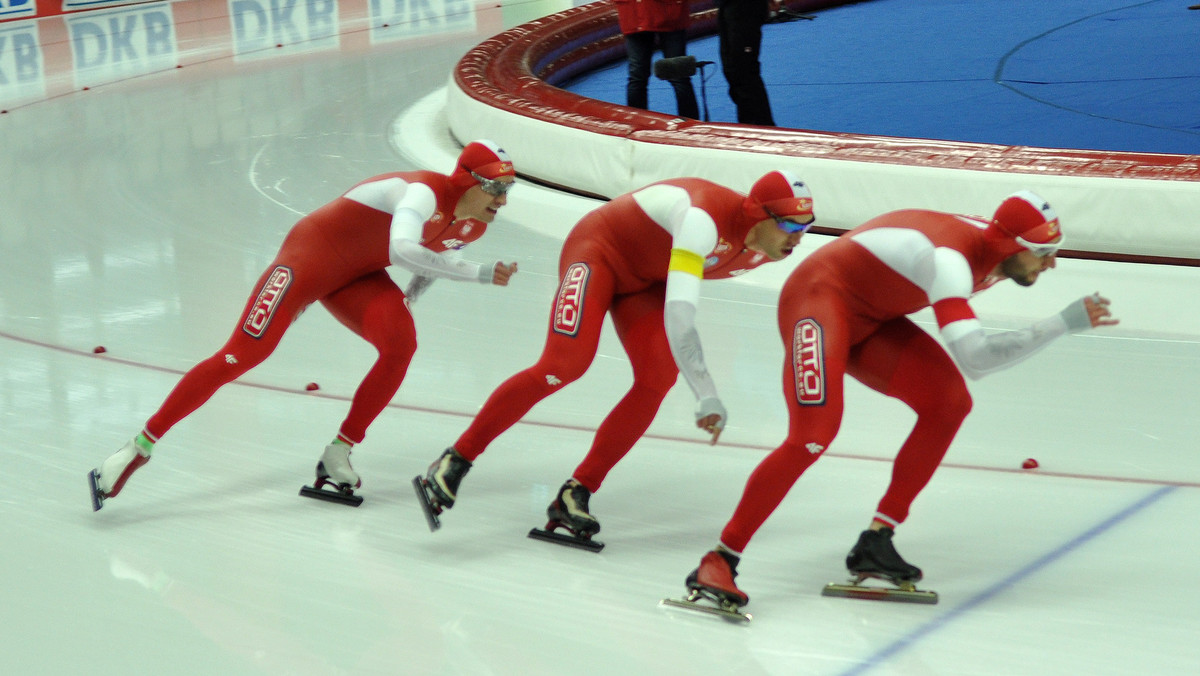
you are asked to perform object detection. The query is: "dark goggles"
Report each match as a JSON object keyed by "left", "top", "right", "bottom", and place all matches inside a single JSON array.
[
  {"left": 471, "top": 171, "right": 515, "bottom": 197},
  {"left": 765, "top": 208, "right": 814, "bottom": 234}
]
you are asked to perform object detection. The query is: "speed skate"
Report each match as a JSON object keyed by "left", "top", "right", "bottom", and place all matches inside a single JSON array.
[
  {"left": 412, "top": 475, "right": 445, "bottom": 531},
  {"left": 822, "top": 574, "right": 938, "bottom": 604},
  {"left": 527, "top": 524, "right": 605, "bottom": 552},
  {"left": 299, "top": 445, "right": 363, "bottom": 506},
  {"left": 299, "top": 481, "right": 363, "bottom": 507},
  {"left": 659, "top": 590, "right": 752, "bottom": 623},
  {"left": 529, "top": 479, "right": 605, "bottom": 551},
  {"left": 824, "top": 527, "right": 937, "bottom": 603},
  {"left": 87, "top": 469, "right": 106, "bottom": 511}
]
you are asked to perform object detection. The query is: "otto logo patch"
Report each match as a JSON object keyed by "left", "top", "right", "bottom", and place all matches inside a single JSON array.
[
  {"left": 242, "top": 266, "right": 293, "bottom": 338},
  {"left": 792, "top": 318, "right": 825, "bottom": 405},
  {"left": 553, "top": 263, "right": 590, "bottom": 336}
]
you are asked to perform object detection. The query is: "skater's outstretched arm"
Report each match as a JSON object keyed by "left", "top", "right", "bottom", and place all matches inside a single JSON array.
[
  {"left": 940, "top": 293, "right": 1118, "bottom": 380},
  {"left": 387, "top": 182, "right": 510, "bottom": 284},
  {"left": 661, "top": 203, "right": 725, "bottom": 444}
]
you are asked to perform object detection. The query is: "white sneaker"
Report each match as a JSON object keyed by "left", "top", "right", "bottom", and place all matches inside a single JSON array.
[
  {"left": 97, "top": 439, "right": 151, "bottom": 497},
  {"left": 318, "top": 443, "right": 361, "bottom": 489}
]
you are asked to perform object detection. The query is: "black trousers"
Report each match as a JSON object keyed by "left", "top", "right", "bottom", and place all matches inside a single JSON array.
[
  {"left": 624, "top": 30, "right": 700, "bottom": 119},
  {"left": 716, "top": 0, "right": 775, "bottom": 125}
]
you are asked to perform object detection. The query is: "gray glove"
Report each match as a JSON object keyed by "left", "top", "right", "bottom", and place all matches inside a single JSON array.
[
  {"left": 1059, "top": 294, "right": 1095, "bottom": 332},
  {"left": 695, "top": 396, "right": 727, "bottom": 429},
  {"left": 405, "top": 275, "right": 434, "bottom": 303}
]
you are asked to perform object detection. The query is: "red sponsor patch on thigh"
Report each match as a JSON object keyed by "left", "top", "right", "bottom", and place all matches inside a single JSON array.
[
  {"left": 553, "top": 263, "right": 590, "bottom": 336},
  {"left": 243, "top": 266, "right": 293, "bottom": 338},
  {"left": 792, "top": 318, "right": 825, "bottom": 405}
]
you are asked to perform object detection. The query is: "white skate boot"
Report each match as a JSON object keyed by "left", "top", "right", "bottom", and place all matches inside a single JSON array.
[
  {"left": 88, "top": 438, "right": 151, "bottom": 511},
  {"left": 299, "top": 443, "right": 363, "bottom": 506}
]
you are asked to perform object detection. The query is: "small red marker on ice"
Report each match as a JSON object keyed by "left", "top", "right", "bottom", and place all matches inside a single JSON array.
[
  {"left": 1021, "top": 458, "right": 1039, "bottom": 470},
  {"left": 92, "top": 346, "right": 107, "bottom": 354},
  {"left": 305, "top": 382, "right": 320, "bottom": 391}
]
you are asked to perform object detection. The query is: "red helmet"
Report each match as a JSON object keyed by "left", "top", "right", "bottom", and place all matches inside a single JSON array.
[
  {"left": 744, "top": 170, "right": 814, "bottom": 225},
  {"left": 452, "top": 140, "right": 515, "bottom": 187},
  {"left": 990, "top": 190, "right": 1064, "bottom": 255}
]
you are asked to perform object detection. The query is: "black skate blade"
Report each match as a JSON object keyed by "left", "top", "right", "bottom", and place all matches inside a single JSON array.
[
  {"left": 822, "top": 579, "right": 938, "bottom": 605},
  {"left": 87, "top": 469, "right": 105, "bottom": 512},
  {"left": 299, "top": 484, "right": 363, "bottom": 507},
  {"left": 660, "top": 594, "right": 751, "bottom": 623},
  {"left": 411, "top": 476, "right": 442, "bottom": 532},
  {"left": 527, "top": 527, "right": 605, "bottom": 552}
]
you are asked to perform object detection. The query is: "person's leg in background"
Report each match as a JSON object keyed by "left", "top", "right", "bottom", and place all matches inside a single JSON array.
[
  {"left": 658, "top": 29, "right": 700, "bottom": 119},
  {"left": 625, "top": 31, "right": 656, "bottom": 110}
]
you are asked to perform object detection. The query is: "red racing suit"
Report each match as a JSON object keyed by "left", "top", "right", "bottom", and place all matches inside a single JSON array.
[
  {"left": 720, "top": 208, "right": 1077, "bottom": 551},
  {"left": 144, "top": 171, "right": 490, "bottom": 446},
  {"left": 453, "top": 178, "right": 772, "bottom": 491}
]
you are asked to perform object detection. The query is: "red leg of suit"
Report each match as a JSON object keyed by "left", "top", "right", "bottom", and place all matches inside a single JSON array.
[
  {"left": 719, "top": 285, "right": 851, "bottom": 552},
  {"left": 453, "top": 259, "right": 616, "bottom": 461},
  {"left": 572, "top": 283, "right": 679, "bottom": 492},
  {"left": 847, "top": 318, "right": 972, "bottom": 526},
  {"left": 720, "top": 292, "right": 974, "bottom": 552},
  {"left": 320, "top": 271, "right": 417, "bottom": 444},
  {"left": 144, "top": 263, "right": 317, "bottom": 440}
]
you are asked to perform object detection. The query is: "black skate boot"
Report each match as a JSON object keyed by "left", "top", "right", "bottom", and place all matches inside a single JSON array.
[
  {"left": 662, "top": 549, "right": 751, "bottom": 622},
  {"left": 845, "top": 527, "right": 922, "bottom": 584},
  {"left": 822, "top": 528, "right": 938, "bottom": 604},
  {"left": 547, "top": 479, "right": 601, "bottom": 536},
  {"left": 528, "top": 479, "right": 604, "bottom": 552},
  {"left": 412, "top": 448, "right": 471, "bottom": 531}
]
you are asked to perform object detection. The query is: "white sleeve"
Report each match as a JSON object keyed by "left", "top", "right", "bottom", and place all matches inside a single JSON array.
[
  {"left": 943, "top": 314, "right": 1069, "bottom": 380},
  {"left": 670, "top": 206, "right": 719, "bottom": 260},
  {"left": 387, "top": 182, "right": 491, "bottom": 283},
  {"left": 663, "top": 207, "right": 720, "bottom": 402},
  {"left": 664, "top": 296, "right": 719, "bottom": 402},
  {"left": 943, "top": 295, "right": 1097, "bottom": 380}
]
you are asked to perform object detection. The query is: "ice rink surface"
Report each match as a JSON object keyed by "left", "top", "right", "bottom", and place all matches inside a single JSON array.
[{"left": 2, "top": 1, "right": 1198, "bottom": 674}]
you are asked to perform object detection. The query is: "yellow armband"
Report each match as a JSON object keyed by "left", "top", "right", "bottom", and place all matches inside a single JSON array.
[{"left": 668, "top": 248, "right": 705, "bottom": 278}]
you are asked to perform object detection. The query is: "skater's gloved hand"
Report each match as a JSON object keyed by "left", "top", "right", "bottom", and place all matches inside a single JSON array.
[
  {"left": 404, "top": 275, "right": 434, "bottom": 304},
  {"left": 488, "top": 261, "right": 519, "bottom": 286},
  {"left": 695, "top": 396, "right": 726, "bottom": 445},
  {"left": 1081, "top": 292, "right": 1118, "bottom": 329},
  {"left": 1060, "top": 292, "right": 1118, "bottom": 331}
]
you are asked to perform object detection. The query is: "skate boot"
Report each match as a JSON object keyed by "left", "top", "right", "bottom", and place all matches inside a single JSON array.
[
  {"left": 316, "top": 443, "right": 362, "bottom": 490},
  {"left": 412, "top": 448, "right": 471, "bottom": 531},
  {"left": 686, "top": 549, "right": 750, "bottom": 607},
  {"left": 528, "top": 479, "right": 605, "bottom": 551},
  {"left": 424, "top": 448, "right": 471, "bottom": 508},
  {"left": 661, "top": 549, "right": 751, "bottom": 621},
  {"left": 845, "top": 527, "right": 922, "bottom": 585},
  {"left": 822, "top": 527, "right": 937, "bottom": 603},
  {"left": 299, "top": 443, "right": 363, "bottom": 506},
  {"left": 88, "top": 438, "right": 151, "bottom": 511},
  {"left": 547, "top": 480, "right": 600, "bottom": 536}
]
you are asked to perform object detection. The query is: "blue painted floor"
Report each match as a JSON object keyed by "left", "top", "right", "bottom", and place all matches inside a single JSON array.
[{"left": 563, "top": 0, "right": 1200, "bottom": 155}]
